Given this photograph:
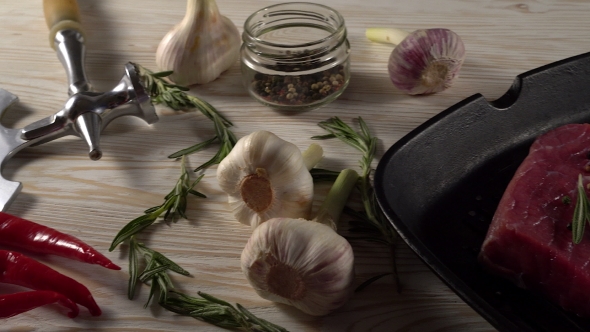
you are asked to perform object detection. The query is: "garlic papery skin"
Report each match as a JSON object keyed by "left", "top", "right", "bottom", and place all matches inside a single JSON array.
[
  {"left": 241, "top": 169, "right": 359, "bottom": 316},
  {"left": 216, "top": 131, "right": 323, "bottom": 229},
  {"left": 366, "top": 28, "right": 465, "bottom": 95},
  {"left": 155, "top": 0, "right": 240, "bottom": 85}
]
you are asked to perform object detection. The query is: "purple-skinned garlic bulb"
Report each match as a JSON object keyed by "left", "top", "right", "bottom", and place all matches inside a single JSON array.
[{"left": 366, "top": 28, "right": 466, "bottom": 95}]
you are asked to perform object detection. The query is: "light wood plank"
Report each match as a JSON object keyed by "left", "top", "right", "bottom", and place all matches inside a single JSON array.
[{"left": 1, "top": 0, "right": 589, "bottom": 330}]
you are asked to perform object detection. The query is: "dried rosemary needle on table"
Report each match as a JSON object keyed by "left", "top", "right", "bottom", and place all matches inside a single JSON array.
[
  {"left": 311, "top": 116, "right": 400, "bottom": 292},
  {"left": 108, "top": 64, "right": 286, "bottom": 331}
]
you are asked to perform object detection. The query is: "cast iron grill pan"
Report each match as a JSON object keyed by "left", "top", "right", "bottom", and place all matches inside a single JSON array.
[{"left": 374, "top": 52, "right": 590, "bottom": 332}]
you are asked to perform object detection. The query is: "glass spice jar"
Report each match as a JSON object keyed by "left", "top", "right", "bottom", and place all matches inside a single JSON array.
[{"left": 241, "top": 2, "right": 351, "bottom": 112}]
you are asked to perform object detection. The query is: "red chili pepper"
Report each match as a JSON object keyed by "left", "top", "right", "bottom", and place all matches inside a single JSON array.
[
  {"left": 0, "top": 212, "right": 120, "bottom": 270},
  {"left": 0, "top": 290, "right": 79, "bottom": 318},
  {"left": 0, "top": 250, "right": 101, "bottom": 316}
]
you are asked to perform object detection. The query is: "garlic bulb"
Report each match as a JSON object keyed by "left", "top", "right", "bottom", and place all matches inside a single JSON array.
[
  {"left": 241, "top": 169, "right": 359, "bottom": 316},
  {"left": 241, "top": 218, "right": 355, "bottom": 316},
  {"left": 156, "top": 0, "right": 241, "bottom": 85},
  {"left": 216, "top": 131, "right": 323, "bottom": 229},
  {"left": 366, "top": 28, "right": 466, "bottom": 95}
]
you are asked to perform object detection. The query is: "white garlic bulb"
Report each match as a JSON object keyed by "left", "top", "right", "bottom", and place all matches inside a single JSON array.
[
  {"left": 241, "top": 168, "right": 359, "bottom": 316},
  {"left": 216, "top": 131, "right": 322, "bottom": 229},
  {"left": 241, "top": 217, "right": 355, "bottom": 316},
  {"left": 156, "top": 0, "right": 241, "bottom": 85}
]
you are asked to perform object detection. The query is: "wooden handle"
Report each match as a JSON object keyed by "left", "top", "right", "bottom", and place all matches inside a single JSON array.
[{"left": 43, "top": 0, "right": 85, "bottom": 48}]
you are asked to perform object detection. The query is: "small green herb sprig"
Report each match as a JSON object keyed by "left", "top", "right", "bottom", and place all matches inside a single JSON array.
[
  {"left": 110, "top": 157, "right": 284, "bottom": 331},
  {"left": 109, "top": 65, "right": 286, "bottom": 331},
  {"left": 135, "top": 63, "right": 237, "bottom": 171},
  {"left": 110, "top": 155, "right": 199, "bottom": 301},
  {"left": 572, "top": 174, "right": 590, "bottom": 244},
  {"left": 311, "top": 116, "right": 400, "bottom": 292},
  {"left": 110, "top": 155, "right": 203, "bottom": 250},
  {"left": 161, "top": 291, "right": 288, "bottom": 332}
]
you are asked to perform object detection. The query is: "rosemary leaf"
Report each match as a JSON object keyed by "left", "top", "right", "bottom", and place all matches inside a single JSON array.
[
  {"left": 151, "top": 250, "right": 190, "bottom": 276},
  {"left": 190, "top": 307, "right": 227, "bottom": 318},
  {"left": 194, "top": 150, "right": 223, "bottom": 172},
  {"left": 156, "top": 275, "right": 170, "bottom": 304},
  {"left": 159, "top": 300, "right": 193, "bottom": 316},
  {"left": 145, "top": 276, "right": 159, "bottom": 308},
  {"left": 197, "top": 291, "right": 234, "bottom": 307},
  {"left": 128, "top": 236, "right": 140, "bottom": 300},
  {"left": 237, "top": 304, "right": 289, "bottom": 332},
  {"left": 144, "top": 205, "right": 161, "bottom": 214},
  {"left": 139, "top": 265, "right": 170, "bottom": 282},
  {"left": 311, "top": 133, "right": 336, "bottom": 140},
  {"left": 354, "top": 273, "right": 393, "bottom": 293},
  {"left": 110, "top": 214, "right": 158, "bottom": 251},
  {"left": 159, "top": 270, "right": 175, "bottom": 291},
  {"left": 573, "top": 174, "right": 589, "bottom": 244},
  {"left": 167, "top": 290, "right": 206, "bottom": 306},
  {"left": 168, "top": 136, "right": 218, "bottom": 159},
  {"left": 189, "top": 189, "right": 207, "bottom": 198}
]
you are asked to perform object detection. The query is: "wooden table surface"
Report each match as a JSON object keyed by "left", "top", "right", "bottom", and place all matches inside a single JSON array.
[{"left": 1, "top": 0, "right": 589, "bottom": 331}]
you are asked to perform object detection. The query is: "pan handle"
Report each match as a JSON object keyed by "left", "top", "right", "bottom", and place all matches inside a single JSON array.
[{"left": 43, "top": 0, "right": 85, "bottom": 49}]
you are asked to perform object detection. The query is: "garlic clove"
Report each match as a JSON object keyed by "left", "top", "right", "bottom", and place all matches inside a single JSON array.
[
  {"left": 241, "top": 217, "right": 355, "bottom": 316},
  {"left": 367, "top": 28, "right": 466, "bottom": 95},
  {"left": 217, "top": 131, "right": 319, "bottom": 229},
  {"left": 156, "top": 0, "right": 241, "bottom": 85}
]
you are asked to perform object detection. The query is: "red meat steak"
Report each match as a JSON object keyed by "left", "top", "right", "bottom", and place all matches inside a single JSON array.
[{"left": 480, "top": 123, "right": 590, "bottom": 317}]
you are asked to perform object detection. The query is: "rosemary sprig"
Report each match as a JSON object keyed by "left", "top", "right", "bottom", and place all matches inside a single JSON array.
[
  {"left": 128, "top": 235, "right": 189, "bottom": 304},
  {"left": 311, "top": 116, "right": 400, "bottom": 291},
  {"left": 125, "top": 237, "right": 285, "bottom": 332},
  {"left": 134, "top": 63, "right": 237, "bottom": 171},
  {"left": 109, "top": 155, "right": 201, "bottom": 299},
  {"left": 109, "top": 155, "right": 204, "bottom": 250},
  {"left": 161, "top": 291, "right": 288, "bottom": 332},
  {"left": 111, "top": 154, "right": 287, "bottom": 331},
  {"left": 572, "top": 174, "right": 590, "bottom": 244},
  {"left": 113, "top": 66, "right": 286, "bottom": 331}
]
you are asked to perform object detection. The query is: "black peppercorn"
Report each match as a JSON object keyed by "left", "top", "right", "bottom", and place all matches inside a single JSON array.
[{"left": 249, "top": 49, "right": 346, "bottom": 106}]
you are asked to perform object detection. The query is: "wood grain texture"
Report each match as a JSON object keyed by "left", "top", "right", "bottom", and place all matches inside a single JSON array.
[{"left": 1, "top": 0, "right": 589, "bottom": 331}]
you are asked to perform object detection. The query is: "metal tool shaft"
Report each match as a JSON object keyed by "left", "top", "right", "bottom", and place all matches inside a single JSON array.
[
  {"left": 55, "top": 28, "right": 92, "bottom": 95},
  {"left": 0, "top": 0, "right": 159, "bottom": 211}
]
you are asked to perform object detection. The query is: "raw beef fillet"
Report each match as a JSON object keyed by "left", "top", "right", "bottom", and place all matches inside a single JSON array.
[{"left": 480, "top": 123, "right": 590, "bottom": 317}]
